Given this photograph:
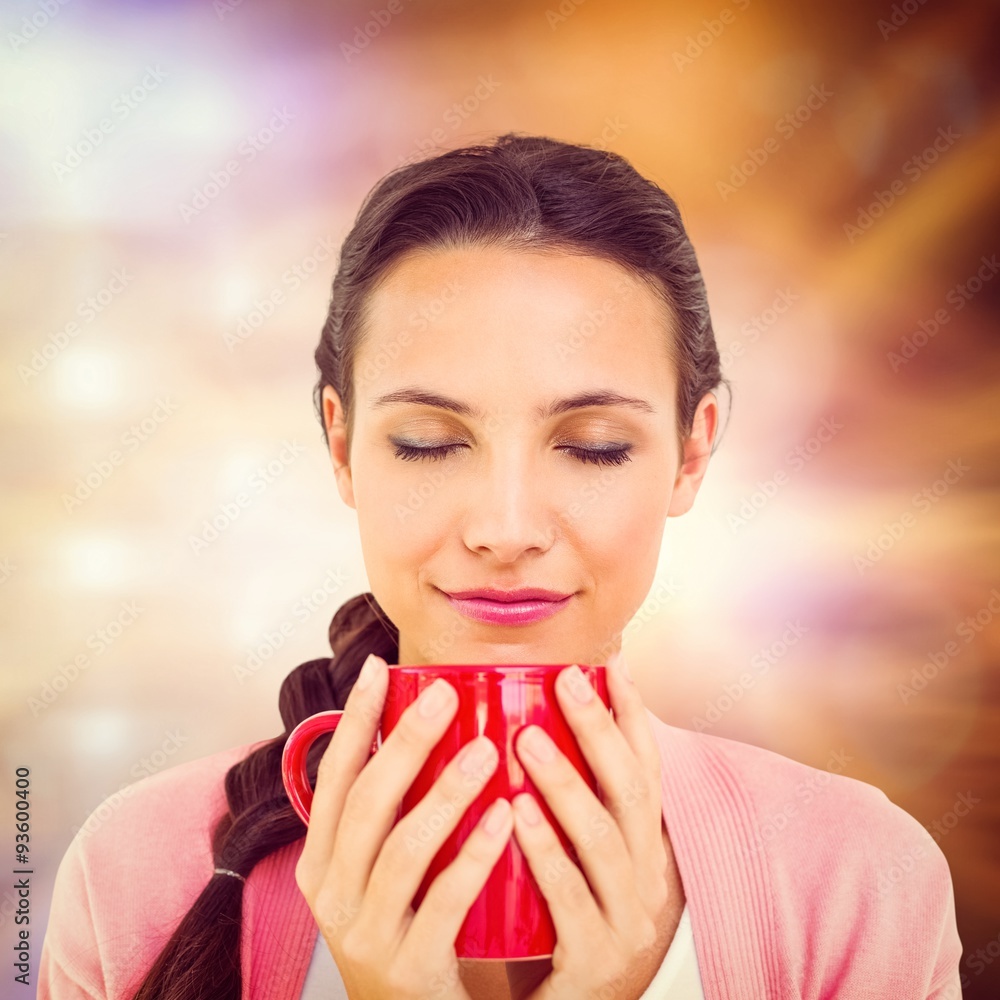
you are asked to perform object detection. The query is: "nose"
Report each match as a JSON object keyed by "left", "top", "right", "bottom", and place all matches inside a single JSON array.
[{"left": 460, "top": 443, "right": 555, "bottom": 563}]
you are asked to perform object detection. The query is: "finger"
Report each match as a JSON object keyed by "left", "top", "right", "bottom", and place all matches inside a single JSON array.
[
  {"left": 401, "top": 796, "right": 514, "bottom": 974},
  {"left": 297, "top": 653, "right": 389, "bottom": 893},
  {"left": 325, "top": 676, "right": 461, "bottom": 907},
  {"left": 605, "top": 650, "right": 663, "bottom": 781},
  {"left": 509, "top": 792, "right": 606, "bottom": 950},
  {"left": 555, "top": 664, "right": 663, "bottom": 865},
  {"left": 514, "top": 724, "right": 635, "bottom": 927},
  {"left": 364, "top": 734, "right": 501, "bottom": 930}
]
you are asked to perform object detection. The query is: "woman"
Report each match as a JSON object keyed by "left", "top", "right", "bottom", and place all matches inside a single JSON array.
[{"left": 39, "top": 133, "right": 962, "bottom": 1000}]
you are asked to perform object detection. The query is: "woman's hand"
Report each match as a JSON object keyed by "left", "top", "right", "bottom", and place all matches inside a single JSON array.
[
  {"left": 294, "top": 653, "right": 514, "bottom": 1000},
  {"left": 505, "top": 651, "right": 674, "bottom": 1000}
]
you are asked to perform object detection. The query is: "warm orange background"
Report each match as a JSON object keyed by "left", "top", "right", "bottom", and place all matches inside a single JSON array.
[{"left": 2, "top": 0, "right": 998, "bottom": 994}]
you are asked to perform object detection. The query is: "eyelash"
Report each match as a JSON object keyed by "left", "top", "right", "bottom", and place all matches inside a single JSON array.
[{"left": 391, "top": 442, "right": 633, "bottom": 467}]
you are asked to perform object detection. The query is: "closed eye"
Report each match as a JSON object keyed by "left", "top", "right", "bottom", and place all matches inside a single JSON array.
[{"left": 390, "top": 441, "right": 632, "bottom": 467}]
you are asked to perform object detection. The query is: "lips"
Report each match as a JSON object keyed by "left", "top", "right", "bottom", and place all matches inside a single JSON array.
[
  {"left": 444, "top": 587, "right": 572, "bottom": 602},
  {"left": 440, "top": 586, "right": 574, "bottom": 626}
]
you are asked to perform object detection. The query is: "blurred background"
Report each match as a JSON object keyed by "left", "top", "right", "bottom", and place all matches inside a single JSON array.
[{"left": 1, "top": 0, "right": 998, "bottom": 995}]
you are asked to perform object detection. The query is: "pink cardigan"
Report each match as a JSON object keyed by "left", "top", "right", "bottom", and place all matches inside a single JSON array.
[{"left": 39, "top": 709, "right": 962, "bottom": 999}]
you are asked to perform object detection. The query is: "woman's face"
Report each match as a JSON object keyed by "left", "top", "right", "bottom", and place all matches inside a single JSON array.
[{"left": 322, "top": 245, "right": 717, "bottom": 667}]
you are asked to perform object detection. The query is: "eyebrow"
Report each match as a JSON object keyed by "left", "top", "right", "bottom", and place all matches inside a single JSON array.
[{"left": 370, "top": 386, "right": 657, "bottom": 420}]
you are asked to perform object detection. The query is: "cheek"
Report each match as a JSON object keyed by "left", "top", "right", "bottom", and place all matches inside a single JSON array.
[
  {"left": 352, "top": 460, "right": 448, "bottom": 581},
  {"left": 574, "top": 475, "right": 668, "bottom": 606}
]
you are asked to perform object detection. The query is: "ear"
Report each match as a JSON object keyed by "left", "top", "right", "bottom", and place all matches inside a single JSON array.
[
  {"left": 667, "top": 391, "right": 719, "bottom": 518},
  {"left": 321, "top": 385, "right": 356, "bottom": 510}
]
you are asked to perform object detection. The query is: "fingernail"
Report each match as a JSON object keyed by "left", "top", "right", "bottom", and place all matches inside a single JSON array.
[
  {"left": 459, "top": 737, "right": 498, "bottom": 776},
  {"left": 520, "top": 725, "right": 555, "bottom": 763},
  {"left": 482, "top": 798, "right": 511, "bottom": 836},
  {"left": 417, "top": 679, "right": 453, "bottom": 718},
  {"left": 514, "top": 794, "right": 543, "bottom": 826},
  {"left": 562, "top": 664, "right": 595, "bottom": 704},
  {"left": 355, "top": 654, "right": 379, "bottom": 691}
]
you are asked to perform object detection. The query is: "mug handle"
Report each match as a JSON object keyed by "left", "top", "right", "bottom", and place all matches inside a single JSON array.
[{"left": 281, "top": 710, "right": 381, "bottom": 825}]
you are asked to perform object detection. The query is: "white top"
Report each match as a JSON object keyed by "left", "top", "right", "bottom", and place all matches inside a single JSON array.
[{"left": 299, "top": 902, "right": 704, "bottom": 999}]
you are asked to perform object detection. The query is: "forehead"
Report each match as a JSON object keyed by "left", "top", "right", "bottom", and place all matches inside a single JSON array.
[{"left": 354, "top": 244, "right": 677, "bottom": 400}]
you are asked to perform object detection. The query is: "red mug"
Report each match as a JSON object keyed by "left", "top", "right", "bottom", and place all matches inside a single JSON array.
[{"left": 281, "top": 663, "right": 610, "bottom": 960}]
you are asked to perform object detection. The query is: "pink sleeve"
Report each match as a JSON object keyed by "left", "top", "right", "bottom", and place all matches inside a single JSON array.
[
  {"left": 924, "top": 836, "right": 964, "bottom": 1000},
  {"left": 38, "top": 835, "right": 106, "bottom": 999}
]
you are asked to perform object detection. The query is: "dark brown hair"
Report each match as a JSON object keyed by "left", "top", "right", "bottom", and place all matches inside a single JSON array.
[{"left": 131, "top": 132, "right": 729, "bottom": 998}]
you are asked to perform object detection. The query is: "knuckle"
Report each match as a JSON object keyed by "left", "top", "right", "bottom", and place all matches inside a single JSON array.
[
  {"left": 590, "top": 703, "right": 615, "bottom": 732},
  {"left": 634, "top": 917, "right": 658, "bottom": 954},
  {"left": 560, "top": 870, "right": 592, "bottom": 910},
  {"left": 340, "top": 781, "right": 374, "bottom": 826},
  {"left": 293, "top": 856, "right": 314, "bottom": 896},
  {"left": 384, "top": 963, "right": 425, "bottom": 998},
  {"left": 385, "top": 797, "right": 458, "bottom": 866},
  {"left": 609, "top": 772, "right": 651, "bottom": 819},
  {"left": 461, "top": 823, "right": 500, "bottom": 866},
  {"left": 395, "top": 711, "right": 436, "bottom": 750},
  {"left": 315, "top": 744, "right": 339, "bottom": 782},
  {"left": 337, "top": 928, "right": 368, "bottom": 966},
  {"left": 549, "top": 760, "right": 580, "bottom": 794},
  {"left": 417, "top": 964, "right": 463, "bottom": 1000},
  {"left": 315, "top": 887, "right": 359, "bottom": 939},
  {"left": 422, "top": 866, "right": 467, "bottom": 915},
  {"left": 647, "top": 876, "right": 670, "bottom": 916},
  {"left": 342, "top": 698, "right": 381, "bottom": 730},
  {"left": 447, "top": 760, "right": 493, "bottom": 803},
  {"left": 385, "top": 820, "right": 431, "bottom": 872},
  {"left": 647, "top": 750, "right": 663, "bottom": 785}
]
